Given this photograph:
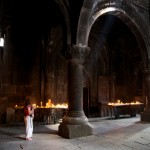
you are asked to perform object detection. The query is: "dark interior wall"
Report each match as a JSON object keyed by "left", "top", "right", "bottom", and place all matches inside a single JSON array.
[
  {"left": 0, "top": 0, "right": 146, "bottom": 120},
  {"left": 0, "top": 0, "right": 68, "bottom": 114}
]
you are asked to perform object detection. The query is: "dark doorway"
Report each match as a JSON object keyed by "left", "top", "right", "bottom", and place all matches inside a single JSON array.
[{"left": 83, "top": 87, "right": 90, "bottom": 117}]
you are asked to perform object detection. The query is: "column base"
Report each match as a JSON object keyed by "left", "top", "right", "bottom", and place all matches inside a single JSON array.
[
  {"left": 58, "top": 122, "right": 93, "bottom": 139},
  {"left": 141, "top": 108, "right": 150, "bottom": 122}
]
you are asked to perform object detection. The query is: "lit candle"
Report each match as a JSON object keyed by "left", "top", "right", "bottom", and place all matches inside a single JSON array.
[{"left": 33, "top": 104, "right": 36, "bottom": 109}]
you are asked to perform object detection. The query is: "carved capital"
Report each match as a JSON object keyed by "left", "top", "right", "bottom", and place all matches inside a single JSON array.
[{"left": 65, "top": 44, "right": 90, "bottom": 63}]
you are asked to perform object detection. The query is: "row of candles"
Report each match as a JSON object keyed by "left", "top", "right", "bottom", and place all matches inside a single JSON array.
[
  {"left": 108, "top": 100, "right": 144, "bottom": 106},
  {"left": 15, "top": 99, "right": 68, "bottom": 109}
]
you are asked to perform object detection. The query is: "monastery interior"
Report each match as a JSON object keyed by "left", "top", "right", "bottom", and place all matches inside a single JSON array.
[{"left": 0, "top": 0, "right": 150, "bottom": 138}]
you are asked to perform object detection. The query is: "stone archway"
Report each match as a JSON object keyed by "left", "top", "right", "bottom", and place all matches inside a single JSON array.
[
  {"left": 54, "top": 0, "right": 71, "bottom": 44},
  {"left": 76, "top": 1, "right": 150, "bottom": 121},
  {"left": 77, "top": 1, "right": 149, "bottom": 61},
  {"left": 87, "top": 14, "right": 144, "bottom": 113}
]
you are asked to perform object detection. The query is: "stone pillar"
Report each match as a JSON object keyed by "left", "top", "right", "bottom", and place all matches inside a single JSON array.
[
  {"left": 141, "top": 60, "right": 150, "bottom": 122},
  {"left": 58, "top": 44, "right": 93, "bottom": 138},
  {"left": 110, "top": 73, "right": 116, "bottom": 102}
]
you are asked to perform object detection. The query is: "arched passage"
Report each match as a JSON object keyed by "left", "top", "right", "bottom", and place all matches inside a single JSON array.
[
  {"left": 77, "top": 1, "right": 149, "bottom": 118},
  {"left": 85, "top": 14, "right": 145, "bottom": 117}
]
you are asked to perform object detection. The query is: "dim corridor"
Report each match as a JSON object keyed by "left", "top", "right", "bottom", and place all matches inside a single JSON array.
[{"left": 0, "top": 115, "right": 150, "bottom": 150}]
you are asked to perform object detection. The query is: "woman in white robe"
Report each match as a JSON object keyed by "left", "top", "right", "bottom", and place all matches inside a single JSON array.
[{"left": 24, "top": 97, "right": 34, "bottom": 141}]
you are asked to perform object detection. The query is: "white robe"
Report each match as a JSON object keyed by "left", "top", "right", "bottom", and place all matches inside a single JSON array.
[{"left": 24, "top": 116, "right": 33, "bottom": 138}]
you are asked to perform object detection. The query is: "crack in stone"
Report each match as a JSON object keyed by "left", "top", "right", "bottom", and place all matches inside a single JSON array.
[{"left": 122, "top": 144, "right": 135, "bottom": 149}]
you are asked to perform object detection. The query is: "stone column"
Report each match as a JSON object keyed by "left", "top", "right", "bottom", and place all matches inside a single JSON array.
[
  {"left": 58, "top": 44, "right": 93, "bottom": 138},
  {"left": 141, "top": 60, "right": 150, "bottom": 122},
  {"left": 110, "top": 73, "right": 116, "bottom": 102}
]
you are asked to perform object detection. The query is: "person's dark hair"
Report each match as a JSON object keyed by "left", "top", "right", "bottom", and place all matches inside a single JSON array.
[{"left": 24, "top": 97, "right": 31, "bottom": 106}]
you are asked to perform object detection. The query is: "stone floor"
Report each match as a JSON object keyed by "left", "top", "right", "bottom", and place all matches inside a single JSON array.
[{"left": 0, "top": 115, "right": 150, "bottom": 150}]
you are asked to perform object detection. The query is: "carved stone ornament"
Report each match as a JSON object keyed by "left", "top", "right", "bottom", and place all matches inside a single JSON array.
[{"left": 66, "top": 44, "right": 90, "bottom": 62}]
